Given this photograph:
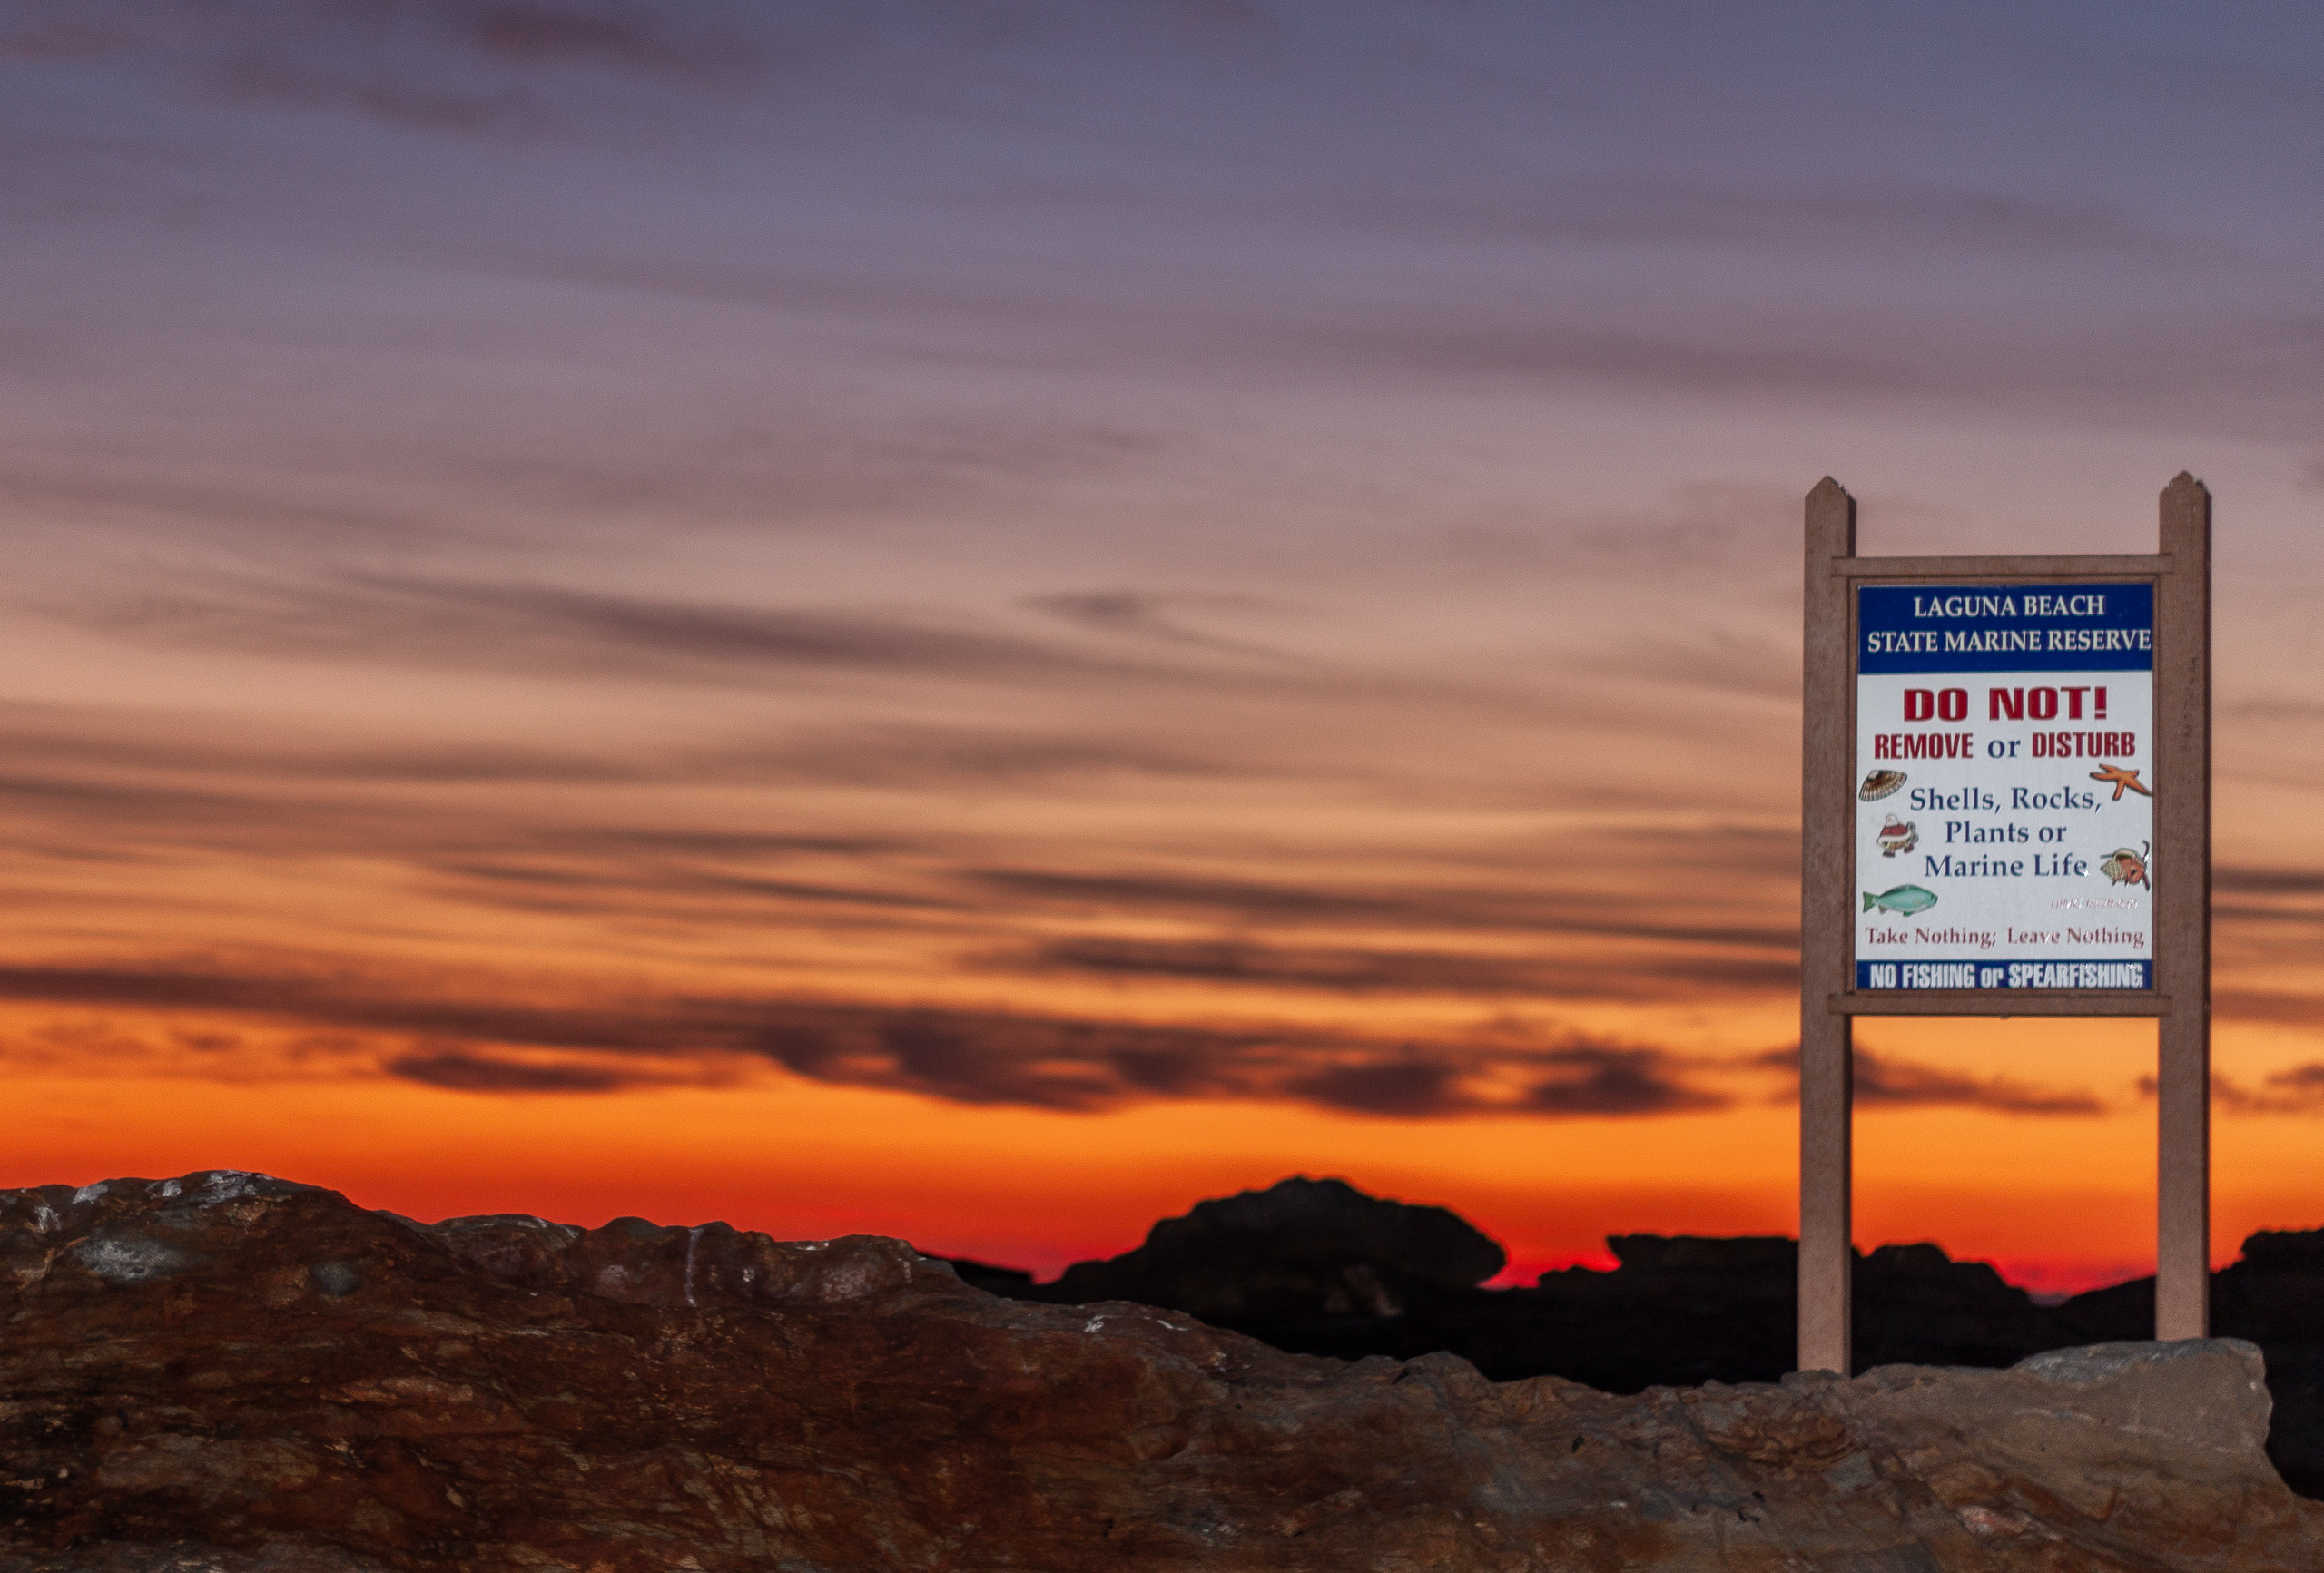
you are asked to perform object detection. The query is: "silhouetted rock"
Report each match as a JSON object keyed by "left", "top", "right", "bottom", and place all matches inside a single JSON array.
[
  {"left": 5, "top": 1174, "right": 2321, "bottom": 1570},
  {"left": 1032, "top": 1175, "right": 1504, "bottom": 1326},
  {"left": 2239, "top": 1228, "right": 2324, "bottom": 1273},
  {"left": 1855, "top": 1242, "right": 2066, "bottom": 1372},
  {"left": 1603, "top": 1233, "right": 1797, "bottom": 1276},
  {"left": 941, "top": 1256, "right": 1037, "bottom": 1294},
  {"left": 1014, "top": 1206, "right": 2068, "bottom": 1394}
]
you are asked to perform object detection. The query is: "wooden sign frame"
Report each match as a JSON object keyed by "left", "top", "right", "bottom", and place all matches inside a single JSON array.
[{"left": 1798, "top": 475, "right": 2211, "bottom": 1374}]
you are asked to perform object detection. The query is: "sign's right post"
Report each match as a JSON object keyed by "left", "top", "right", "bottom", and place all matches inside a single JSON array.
[{"left": 2154, "top": 474, "right": 2212, "bottom": 1340}]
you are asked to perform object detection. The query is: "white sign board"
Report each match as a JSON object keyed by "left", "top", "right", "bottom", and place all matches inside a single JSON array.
[{"left": 1854, "top": 582, "right": 2154, "bottom": 992}]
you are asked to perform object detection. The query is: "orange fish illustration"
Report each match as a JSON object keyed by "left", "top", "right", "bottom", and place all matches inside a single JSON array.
[{"left": 2089, "top": 763, "right": 2151, "bottom": 801}]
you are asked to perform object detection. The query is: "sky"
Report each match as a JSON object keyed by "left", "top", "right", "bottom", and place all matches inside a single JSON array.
[{"left": 6, "top": 1, "right": 2324, "bottom": 1295}]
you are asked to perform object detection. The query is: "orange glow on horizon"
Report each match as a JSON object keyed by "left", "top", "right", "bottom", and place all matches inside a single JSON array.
[{"left": 10, "top": 1037, "right": 2318, "bottom": 1298}]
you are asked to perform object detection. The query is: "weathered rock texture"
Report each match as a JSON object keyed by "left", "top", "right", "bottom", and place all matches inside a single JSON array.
[
  {"left": 5, "top": 1173, "right": 2323, "bottom": 1571},
  {"left": 2056, "top": 1227, "right": 2324, "bottom": 1497}
]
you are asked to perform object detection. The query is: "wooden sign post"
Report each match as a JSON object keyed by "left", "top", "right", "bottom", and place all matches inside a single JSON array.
[{"left": 1799, "top": 475, "right": 2211, "bottom": 1374}]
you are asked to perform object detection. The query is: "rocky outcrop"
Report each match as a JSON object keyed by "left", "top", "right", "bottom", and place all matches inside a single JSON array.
[
  {"left": 970, "top": 1180, "right": 2073, "bottom": 1391},
  {"left": 1029, "top": 1175, "right": 1504, "bottom": 1323},
  {"left": 1496, "top": 1234, "right": 2071, "bottom": 1390},
  {"left": 977, "top": 1179, "right": 2324, "bottom": 1498},
  {"left": 5, "top": 1173, "right": 2323, "bottom": 1571}
]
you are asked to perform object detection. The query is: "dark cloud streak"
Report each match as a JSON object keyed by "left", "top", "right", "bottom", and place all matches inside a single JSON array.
[
  {"left": 0, "top": 959, "right": 1763, "bottom": 1120},
  {"left": 2146, "top": 1065, "right": 2324, "bottom": 1116},
  {"left": 1755, "top": 1047, "right": 2104, "bottom": 1117},
  {"left": 981, "top": 873, "right": 1797, "bottom": 951},
  {"left": 1022, "top": 590, "right": 1303, "bottom": 664},
  {"left": 1524, "top": 1047, "right": 1728, "bottom": 1116},
  {"left": 1853, "top": 1051, "right": 2103, "bottom": 1116},
  {"left": 384, "top": 1047, "right": 673, "bottom": 1094},
  {"left": 1014, "top": 935, "right": 1796, "bottom": 1003},
  {"left": 54, "top": 572, "right": 1120, "bottom": 690}
]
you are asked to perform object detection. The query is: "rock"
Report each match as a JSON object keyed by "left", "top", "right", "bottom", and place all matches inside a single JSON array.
[
  {"left": 1434, "top": 1234, "right": 2061, "bottom": 1393},
  {"left": 1031, "top": 1175, "right": 1504, "bottom": 1325},
  {"left": 2057, "top": 1225, "right": 2324, "bottom": 1499},
  {"left": 5, "top": 1173, "right": 2322, "bottom": 1570},
  {"left": 1009, "top": 1201, "right": 2069, "bottom": 1396},
  {"left": 1600, "top": 1234, "right": 1799, "bottom": 1277},
  {"left": 0, "top": 1545, "right": 394, "bottom": 1572},
  {"left": 2235, "top": 1229, "right": 2324, "bottom": 1273},
  {"left": 937, "top": 1257, "right": 1038, "bottom": 1300},
  {"left": 1465, "top": 1235, "right": 1801, "bottom": 1391}
]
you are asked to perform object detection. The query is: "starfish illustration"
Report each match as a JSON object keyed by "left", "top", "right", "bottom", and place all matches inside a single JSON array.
[{"left": 2090, "top": 763, "right": 2152, "bottom": 801}]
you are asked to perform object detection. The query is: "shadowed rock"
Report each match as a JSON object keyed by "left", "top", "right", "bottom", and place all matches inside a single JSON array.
[
  {"left": 998, "top": 1203, "right": 2067, "bottom": 1392},
  {"left": 4, "top": 1172, "right": 2323, "bottom": 1569},
  {"left": 1030, "top": 1175, "right": 1504, "bottom": 1324}
]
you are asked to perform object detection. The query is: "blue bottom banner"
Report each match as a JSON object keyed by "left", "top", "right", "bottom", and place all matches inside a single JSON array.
[{"left": 1856, "top": 959, "right": 2152, "bottom": 990}]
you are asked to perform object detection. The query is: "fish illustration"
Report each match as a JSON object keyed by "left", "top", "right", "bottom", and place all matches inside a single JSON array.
[
  {"left": 1863, "top": 885, "right": 1938, "bottom": 916},
  {"left": 2089, "top": 763, "right": 2152, "bottom": 801},
  {"left": 2100, "top": 841, "right": 2150, "bottom": 889},
  {"left": 1858, "top": 769, "right": 1907, "bottom": 801},
  {"left": 1876, "top": 816, "right": 1917, "bottom": 857}
]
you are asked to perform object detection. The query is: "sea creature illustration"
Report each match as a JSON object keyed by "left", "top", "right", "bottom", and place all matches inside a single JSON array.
[
  {"left": 1876, "top": 817, "right": 1918, "bottom": 857},
  {"left": 1858, "top": 769, "right": 1907, "bottom": 801},
  {"left": 2100, "top": 841, "right": 2150, "bottom": 889},
  {"left": 1863, "top": 885, "right": 1938, "bottom": 916},
  {"left": 2089, "top": 763, "right": 2152, "bottom": 801}
]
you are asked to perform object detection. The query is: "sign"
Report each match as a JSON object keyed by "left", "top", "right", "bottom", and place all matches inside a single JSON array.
[
  {"left": 1796, "top": 475, "right": 2211, "bottom": 1380},
  {"left": 1854, "top": 583, "right": 2154, "bottom": 993}
]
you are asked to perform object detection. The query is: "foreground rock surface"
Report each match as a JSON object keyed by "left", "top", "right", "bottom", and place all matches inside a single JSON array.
[{"left": 5, "top": 1175, "right": 2322, "bottom": 1571}]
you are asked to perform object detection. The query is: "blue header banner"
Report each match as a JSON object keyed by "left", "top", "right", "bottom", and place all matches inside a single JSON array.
[{"left": 1858, "top": 582, "right": 2153, "bottom": 674}]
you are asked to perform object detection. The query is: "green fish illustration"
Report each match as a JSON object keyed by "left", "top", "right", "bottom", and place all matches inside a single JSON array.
[{"left": 1863, "top": 885, "right": 1938, "bottom": 916}]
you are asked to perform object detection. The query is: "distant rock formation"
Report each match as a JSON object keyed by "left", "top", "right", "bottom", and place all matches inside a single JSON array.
[
  {"left": 1028, "top": 1175, "right": 1504, "bottom": 1323},
  {"left": 4, "top": 1173, "right": 2321, "bottom": 1570},
  {"left": 968, "top": 1179, "right": 2064, "bottom": 1384}
]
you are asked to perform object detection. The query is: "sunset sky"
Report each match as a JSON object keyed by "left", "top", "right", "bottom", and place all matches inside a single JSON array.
[{"left": 8, "top": 2, "right": 2324, "bottom": 1295}]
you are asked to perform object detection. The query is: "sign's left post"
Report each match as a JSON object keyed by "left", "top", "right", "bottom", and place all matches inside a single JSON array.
[{"left": 1800, "top": 478, "right": 1857, "bottom": 1375}]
